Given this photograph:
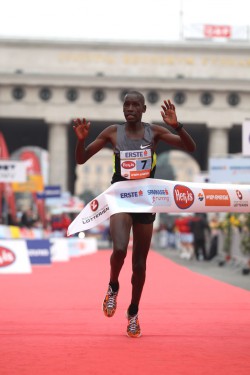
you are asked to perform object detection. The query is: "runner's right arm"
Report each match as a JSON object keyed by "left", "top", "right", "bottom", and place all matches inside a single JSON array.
[{"left": 73, "top": 118, "right": 116, "bottom": 164}]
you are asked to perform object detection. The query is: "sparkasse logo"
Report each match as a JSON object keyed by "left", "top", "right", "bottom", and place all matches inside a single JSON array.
[{"left": 174, "top": 185, "right": 194, "bottom": 209}]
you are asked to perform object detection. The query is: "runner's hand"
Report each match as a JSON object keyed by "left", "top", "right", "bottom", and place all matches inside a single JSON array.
[
  {"left": 73, "top": 118, "right": 90, "bottom": 141},
  {"left": 160, "top": 100, "right": 178, "bottom": 128}
]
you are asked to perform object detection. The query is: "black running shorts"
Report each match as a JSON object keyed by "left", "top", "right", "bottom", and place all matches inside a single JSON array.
[{"left": 129, "top": 212, "right": 156, "bottom": 224}]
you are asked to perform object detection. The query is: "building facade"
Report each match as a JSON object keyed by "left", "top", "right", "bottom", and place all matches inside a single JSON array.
[{"left": 0, "top": 38, "right": 249, "bottom": 193}]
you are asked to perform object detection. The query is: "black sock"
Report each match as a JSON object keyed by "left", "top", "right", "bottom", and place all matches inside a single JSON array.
[
  {"left": 109, "top": 281, "right": 119, "bottom": 293},
  {"left": 128, "top": 303, "right": 138, "bottom": 316}
]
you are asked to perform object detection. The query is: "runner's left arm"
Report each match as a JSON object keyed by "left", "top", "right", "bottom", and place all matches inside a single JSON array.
[{"left": 153, "top": 100, "right": 196, "bottom": 152}]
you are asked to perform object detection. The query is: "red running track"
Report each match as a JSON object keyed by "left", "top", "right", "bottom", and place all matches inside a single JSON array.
[{"left": 1, "top": 249, "right": 250, "bottom": 375}]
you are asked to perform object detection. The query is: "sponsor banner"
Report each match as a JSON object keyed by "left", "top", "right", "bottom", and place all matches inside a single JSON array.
[
  {"left": 242, "top": 120, "right": 250, "bottom": 156},
  {"left": 11, "top": 146, "right": 49, "bottom": 185},
  {"left": 80, "top": 237, "right": 98, "bottom": 256},
  {"left": 50, "top": 238, "right": 70, "bottom": 262},
  {"left": 0, "top": 225, "right": 48, "bottom": 240},
  {"left": 9, "top": 225, "right": 21, "bottom": 239},
  {"left": 200, "top": 189, "right": 231, "bottom": 207},
  {"left": 67, "top": 178, "right": 250, "bottom": 236},
  {"left": 36, "top": 185, "right": 61, "bottom": 199},
  {"left": 173, "top": 184, "right": 194, "bottom": 209},
  {"left": 26, "top": 239, "right": 51, "bottom": 265},
  {"left": 12, "top": 174, "right": 44, "bottom": 193},
  {"left": 20, "top": 227, "right": 36, "bottom": 239},
  {"left": 0, "top": 225, "right": 11, "bottom": 239},
  {"left": 68, "top": 237, "right": 98, "bottom": 257},
  {"left": 0, "top": 160, "right": 27, "bottom": 182},
  {"left": 209, "top": 158, "right": 250, "bottom": 183},
  {"left": 67, "top": 238, "right": 80, "bottom": 257},
  {"left": 0, "top": 239, "right": 32, "bottom": 274},
  {"left": 183, "top": 23, "right": 248, "bottom": 40},
  {"left": 32, "top": 228, "right": 44, "bottom": 239}
]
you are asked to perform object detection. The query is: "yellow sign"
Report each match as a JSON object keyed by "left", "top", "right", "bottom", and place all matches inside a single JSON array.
[
  {"left": 12, "top": 175, "right": 44, "bottom": 193},
  {"left": 9, "top": 226, "right": 21, "bottom": 239}
]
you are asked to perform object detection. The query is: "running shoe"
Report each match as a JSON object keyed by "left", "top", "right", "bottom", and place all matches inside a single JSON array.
[
  {"left": 102, "top": 285, "right": 118, "bottom": 317},
  {"left": 126, "top": 312, "right": 141, "bottom": 338}
]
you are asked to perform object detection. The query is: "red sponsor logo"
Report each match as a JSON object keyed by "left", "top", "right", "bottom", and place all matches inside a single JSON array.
[
  {"left": 130, "top": 170, "right": 150, "bottom": 179},
  {"left": 202, "top": 189, "right": 231, "bottom": 206},
  {"left": 174, "top": 185, "right": 194, "bottom": 209},
  {"left": 204, "top": 25, "right": 231, "bottom": 38},
  {"left": 121, "top": 161, "right": 136, "bottom": 169},
  {"left": 0, "top": 247, "right": 16, "bottom": 267},
  {"left": 236, "top": 190, "right": 243, "bottom": 200},
  {"left": 90, "top": 199, "right": 99, "bottom": 211}
]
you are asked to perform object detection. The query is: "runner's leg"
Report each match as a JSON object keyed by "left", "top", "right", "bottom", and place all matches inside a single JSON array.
[
  {"left": 109, "top": 213, "right": 133, "bottom": 283},
  {"left": 130, "top": 222, "right": 153, "bottom": 306}
]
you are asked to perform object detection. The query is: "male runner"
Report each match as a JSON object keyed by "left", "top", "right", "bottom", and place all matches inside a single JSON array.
[{"left": 73, "top": 91, "right": 196, "bottom": 337}]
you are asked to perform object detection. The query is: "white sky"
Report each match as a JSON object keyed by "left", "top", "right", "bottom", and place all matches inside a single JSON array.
[{"left": 0, "top": 0, "right": 249, "bottom": 42}]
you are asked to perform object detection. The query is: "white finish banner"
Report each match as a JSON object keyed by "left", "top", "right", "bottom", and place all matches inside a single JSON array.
[
  {"left": 67, "top": 178, "right": 250, "bottom": 236},
  {"left": 0, "top": 160, "right": 27, "bottom": 182}
]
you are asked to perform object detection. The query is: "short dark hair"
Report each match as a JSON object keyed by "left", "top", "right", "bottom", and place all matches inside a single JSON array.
[{"left": 124, "top": 91, "right": 145, "bottom": 105}]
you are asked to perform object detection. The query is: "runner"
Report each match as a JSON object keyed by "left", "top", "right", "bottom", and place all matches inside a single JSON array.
[{"left": 73, "top": 90, "right": 196, "bottom": 337}]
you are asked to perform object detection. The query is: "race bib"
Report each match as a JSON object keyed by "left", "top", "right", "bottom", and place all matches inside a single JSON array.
[{"left": 120, "top": 149, "right": 152, "bottom": 179}]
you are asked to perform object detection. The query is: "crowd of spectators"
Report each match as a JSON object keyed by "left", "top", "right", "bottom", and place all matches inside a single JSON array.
[
  {"left": 1, "top": 208, "right": 73, "bottom": 237},
  {"left": 157, "top": 213, "right": 219, "bottom": 261}
]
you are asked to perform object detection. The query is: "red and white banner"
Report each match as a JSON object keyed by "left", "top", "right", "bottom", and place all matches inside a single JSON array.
[
  {"left": 67, "top": 178, "right": 250, "bottom": 236},
  {"left": 0, "top": 240, "right": 32, "bottom": 274},
  {"left": 183, "top": 23, "right": 248, "bottom": 40}
]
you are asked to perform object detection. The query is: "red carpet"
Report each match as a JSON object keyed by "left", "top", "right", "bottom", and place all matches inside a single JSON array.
[{"left": 1, "top": 249, "right": 250, "bottom": 375}]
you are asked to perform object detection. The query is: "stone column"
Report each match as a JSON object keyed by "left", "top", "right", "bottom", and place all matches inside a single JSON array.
[
  {"left": 48, "top": 122, "right": 68, "bottom": 192},
  {"left": 208, "top": 128, "right": 229, "bottom": 158}
]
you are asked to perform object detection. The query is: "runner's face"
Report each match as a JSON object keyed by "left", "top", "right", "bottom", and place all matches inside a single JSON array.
[{"left": 123, "top": 94, "right": 146, "bottom": 123}]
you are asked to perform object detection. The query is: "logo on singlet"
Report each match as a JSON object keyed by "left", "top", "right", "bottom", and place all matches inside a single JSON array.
[{"left": 140, "top": 144, "right": 152, "bottom": 149}]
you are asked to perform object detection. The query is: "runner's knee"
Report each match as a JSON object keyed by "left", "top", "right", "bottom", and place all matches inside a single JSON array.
[
  {"left": 132, "top": 259, "right": 146, "bottom": 275},
  {"left": 112, "top": 248, "right": 127, "bottom": 261}
]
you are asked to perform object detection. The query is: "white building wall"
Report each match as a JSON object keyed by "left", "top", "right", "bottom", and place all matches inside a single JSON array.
[{"left": 0, "top": 38, "right": 249, "bottom": 191}]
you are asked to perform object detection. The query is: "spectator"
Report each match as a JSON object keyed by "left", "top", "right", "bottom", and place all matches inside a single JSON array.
[
  {"left": 20, "top": 209, "right": 36, "bottom": 228},
  {"left": 175, "top": 215, "right": 194, "bottom": 260},
  {"left": 190, "top": 213, "right": 210, "bottom": 261},
  {"left": 6, "top": 209, "right": 17, "bottom": 226},
  {"left": 207, "top": 215, "right": 219, "bottom": 260}
]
